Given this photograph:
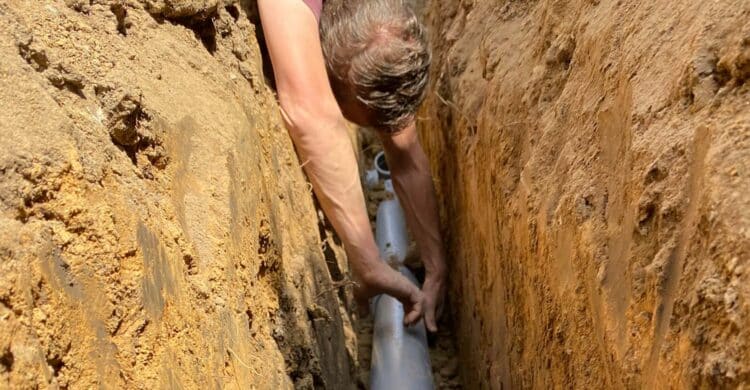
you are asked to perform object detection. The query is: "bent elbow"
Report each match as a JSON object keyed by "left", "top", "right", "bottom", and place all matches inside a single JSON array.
[{"left": 277, "top": 93, "right": 342, "bottom": 140}]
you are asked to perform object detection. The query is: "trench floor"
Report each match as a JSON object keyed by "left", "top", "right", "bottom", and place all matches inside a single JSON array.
[{"left": 355, "top": 314, "right": 463, "bottom": 389}]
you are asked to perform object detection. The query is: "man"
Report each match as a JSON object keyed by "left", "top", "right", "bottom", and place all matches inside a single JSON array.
[{"left": 258, "top": 0, "right": 446, "bottom": 331}]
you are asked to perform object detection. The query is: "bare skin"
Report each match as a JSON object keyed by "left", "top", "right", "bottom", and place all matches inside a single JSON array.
[
  {"left": 381, "top": 124, "right": 447, "bottom": 331},
  {"left": 257, "top": 0, "right": 446, "bottom": 330}
]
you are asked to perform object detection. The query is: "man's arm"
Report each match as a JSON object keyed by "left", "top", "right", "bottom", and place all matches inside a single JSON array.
[
  {"left": 256, "top": 0, "right": 424, "bottom": 324},
  {"left": 380, "top": 122, "right": 447, "bottom": 332}
]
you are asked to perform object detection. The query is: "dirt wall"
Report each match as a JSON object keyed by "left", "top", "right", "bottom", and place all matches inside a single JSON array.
[
  {"left": 0, "top": 1, "right": 357, "bottom": 388},
  {"left": 420, "top": 1, "right": 749, "bottom": 388}
]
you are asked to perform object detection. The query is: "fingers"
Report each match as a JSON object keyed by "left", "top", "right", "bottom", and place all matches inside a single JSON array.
[
  {"left": 425, "top": 304, "right": 438, "bottom": 332},
  {"left": 402, "top": 290, "right": 425, "bottom": 326},
  {"left": 387, "top": 272, "right": 422, "bottom": 304},
  {"left": 357, "top": 262, "right": 428, "bottom": 326},
  {"left": 403, "top": 305, "right": 422, "bottom": 326}
]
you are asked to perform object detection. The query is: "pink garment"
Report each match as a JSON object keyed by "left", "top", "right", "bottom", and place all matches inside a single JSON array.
[{"left": 302, "top": 0, "right": 323, "bottom": 21}]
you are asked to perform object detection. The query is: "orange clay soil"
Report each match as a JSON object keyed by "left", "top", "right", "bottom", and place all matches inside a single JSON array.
[
  {"left": 419, "top": 0, "right": 749, "bottom": 388},
  {"left": 0, "top": 1, "right": 359, "bottom": 388}
]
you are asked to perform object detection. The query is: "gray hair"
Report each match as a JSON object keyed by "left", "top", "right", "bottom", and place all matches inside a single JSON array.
[{"left": 320, "top": 0, "right": 431, "bottom": 132}]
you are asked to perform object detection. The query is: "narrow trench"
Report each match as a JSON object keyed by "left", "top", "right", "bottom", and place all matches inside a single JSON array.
[
  {"left": 348, "top": 1, "right": 462, "bottom": 386},
  {"left": 356, "top": 130, "right": 463, "bottom": 389}
]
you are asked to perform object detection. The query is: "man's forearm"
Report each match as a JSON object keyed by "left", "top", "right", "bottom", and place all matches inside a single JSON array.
[
  {"left": 382, "top": 127, "right": 446, "bottom": 277},
  {"left": 391, "top": 161, "right": 446, "bottom": 276},
  {"left": 286, "top": 113, "right": 380, "bottom": 275}
]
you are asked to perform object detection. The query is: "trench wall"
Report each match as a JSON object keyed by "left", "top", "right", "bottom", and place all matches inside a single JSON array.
[
  {"left": 0, "top": 1, "right": 356, "bottom": 388},
  {"left": 420, "top": 1, "right": 750, "bottom": 388}
]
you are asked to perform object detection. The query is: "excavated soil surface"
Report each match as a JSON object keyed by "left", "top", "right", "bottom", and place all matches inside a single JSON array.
[
  {"left": 0, "top": 1, "right": 359, "bottom": 388},
  {"left": 420, "top": 0, "right": 749, "bottom": 388}
]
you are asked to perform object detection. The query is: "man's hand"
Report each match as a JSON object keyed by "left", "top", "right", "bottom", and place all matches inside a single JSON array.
[
  {"left": 422, "top": 267, "right": 446, "bottom": 332},
  {"left": 353, "top": 259, "right": 426, "bottom": 325}
]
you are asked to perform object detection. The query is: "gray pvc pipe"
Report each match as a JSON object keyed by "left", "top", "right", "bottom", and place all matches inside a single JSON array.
[
  {"left": 370, "top": 177, "right": 434, "bottom": 390},
  {"left": 370, "top": 266, "right": 434, "bottom": 390},
  {"left": 375, "top": 184, "right": 410, "bottom": 265}
]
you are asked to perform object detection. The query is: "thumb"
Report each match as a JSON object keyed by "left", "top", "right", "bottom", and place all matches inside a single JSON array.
[{"left": 402, "top": 291, "right": 424, "bottom": 326}]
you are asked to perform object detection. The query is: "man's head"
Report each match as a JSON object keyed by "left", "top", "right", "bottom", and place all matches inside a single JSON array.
[{"left": 320, "top": 0, "right": 431, "bottom": 133}]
